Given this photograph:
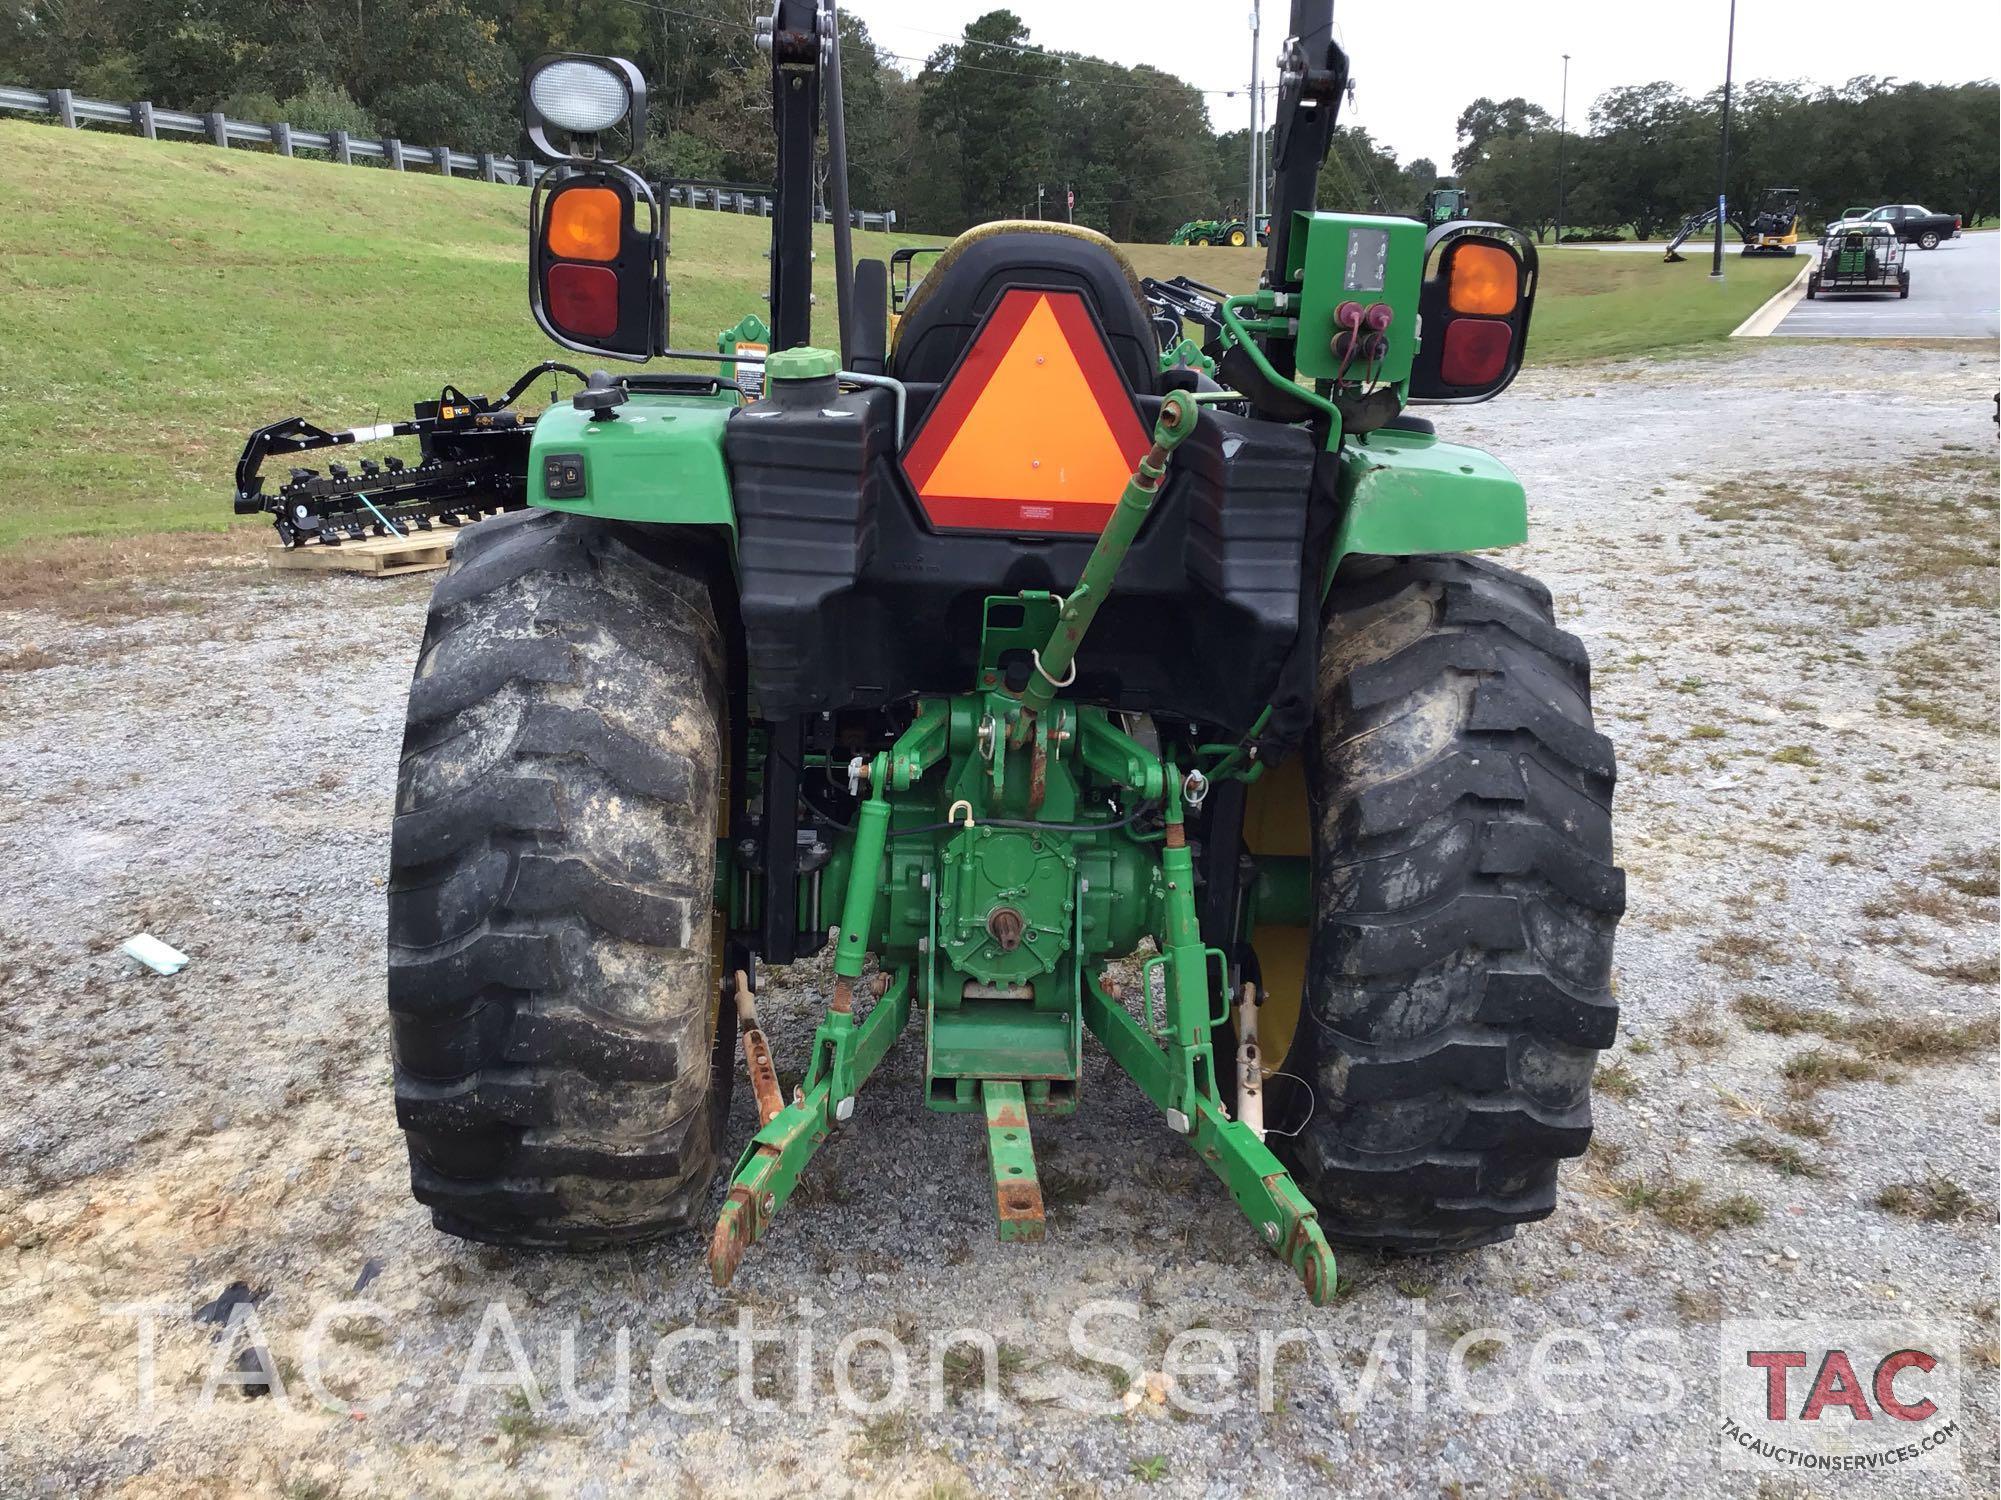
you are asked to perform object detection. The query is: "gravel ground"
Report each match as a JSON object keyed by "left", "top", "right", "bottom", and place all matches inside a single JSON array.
[{"left": 0, "top": 343, "right": 1995, "bottom": 1499}]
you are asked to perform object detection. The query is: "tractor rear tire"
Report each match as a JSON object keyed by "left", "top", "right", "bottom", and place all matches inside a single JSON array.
[
  {"left": 1272, "top": 555, "right": 1624, "bottom": 1253},
  {"left": 386, "top": 509, "right": 732, "bottom": 1248}
]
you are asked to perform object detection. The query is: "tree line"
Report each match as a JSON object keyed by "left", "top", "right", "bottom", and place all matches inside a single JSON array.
[
  {"left": 4, "top": 4, "right": 1992, "bottom": 238},
  {"left": 1456, "top": 76, "right": 1998, "bottom": 240}
]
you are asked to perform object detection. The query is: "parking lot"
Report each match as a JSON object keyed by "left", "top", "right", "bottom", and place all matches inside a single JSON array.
[{"left": 1778, "top": 230, "right": 1999, "bottom": 340}]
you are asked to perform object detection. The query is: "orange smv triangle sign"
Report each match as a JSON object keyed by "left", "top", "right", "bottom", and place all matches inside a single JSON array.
[{"left": 902, "top": 288, "right": 1151, "bottom": 535}]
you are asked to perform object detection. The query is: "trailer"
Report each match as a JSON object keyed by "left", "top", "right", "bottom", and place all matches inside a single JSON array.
[{"left": 1807, "top": 221, "right": 1909, "bottom": 299}]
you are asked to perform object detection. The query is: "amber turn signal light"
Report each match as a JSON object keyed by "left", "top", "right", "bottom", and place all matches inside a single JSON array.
[
  {"left": 547, "top": 186, "right": 623, "bottom": 262},
  {"left": 1446, "top": 242, "right": 1519, "bottom": 317}
]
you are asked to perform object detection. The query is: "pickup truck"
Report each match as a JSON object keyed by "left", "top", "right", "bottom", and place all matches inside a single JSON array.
[{"left": 1864, "top": 204, "right": 1961, "bottom": 250}]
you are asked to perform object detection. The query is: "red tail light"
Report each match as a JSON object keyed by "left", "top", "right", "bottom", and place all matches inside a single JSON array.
[
  {"left": 547, "top": 263, "right": 620, "bottom": 338},
  {"left": 1439, "top": 318, "right": 1513, "bottom": 387}
]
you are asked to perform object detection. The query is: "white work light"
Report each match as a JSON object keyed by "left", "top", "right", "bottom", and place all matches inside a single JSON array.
[
  {"left": 523, "top": 55, "right": 648, "bottom": 164},
  {"left": 530, "top": 61, "right": 630, "bottom": 134}
]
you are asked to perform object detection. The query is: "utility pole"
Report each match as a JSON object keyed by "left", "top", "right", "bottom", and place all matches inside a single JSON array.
[
  {"left": 1711, "top": 0, "right": 1736, "bottom": 279},
  {"left": 1247, "top": 1, "right": 1262, "bottom": 221},
  {"left": 1556, "top": 53, "right": 1570, "bottom": 245},
  {"left": 1255, "top": 79, "right": 1266, "bottom": 223}
]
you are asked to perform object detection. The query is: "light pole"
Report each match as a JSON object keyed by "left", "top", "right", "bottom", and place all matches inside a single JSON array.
[
  {"left": 1556, "top": 53, "right": 1570, "bottom": 245},
  {"left": 1247, "top": 1, "right": 1262, "bottom": 223},
  {"left": 1711, "top": 0, "right": 1736, "bottom": 279}
]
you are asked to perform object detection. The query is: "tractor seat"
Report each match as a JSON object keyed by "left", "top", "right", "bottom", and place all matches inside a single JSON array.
[{"left": 889, "top": 221, "right": 1161, "bottom": 394}]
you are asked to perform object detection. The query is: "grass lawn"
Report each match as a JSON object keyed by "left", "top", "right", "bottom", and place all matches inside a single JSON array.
[
  {"left": 1527, "top": 247, "right": 1803, "bottom": 360},
  {"left": 0, "top": 122, "right": 939, "bottom": 551},
  {"left": 0, "top": 120, "right": 1799, "bottom": 553}
]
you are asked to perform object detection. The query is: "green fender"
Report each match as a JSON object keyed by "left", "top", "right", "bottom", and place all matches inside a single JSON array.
[
  {"left": 1324, "top": 425, "right": 1528, "bottom": 591},
  {"left": 528, "top": 387, "right": 739, "bottom": 540},
  {"left": 524, "top": 386, "right": 1520, "bottom": 592}
]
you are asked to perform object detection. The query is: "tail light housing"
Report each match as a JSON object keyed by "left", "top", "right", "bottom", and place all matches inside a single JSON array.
[
  {"left": 1408, "top": 224, "right": 1537, "bottom": 403},
  {"left": 522, "top": 55, "right": 666, "bottom": 362},
  {"left": 529, "top": 166, "right": 668, "bottom": 361}
]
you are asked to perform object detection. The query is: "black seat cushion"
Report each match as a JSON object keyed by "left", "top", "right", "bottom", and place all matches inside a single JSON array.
[{"left": 890, "top": 222, "right": 1160, "bottom": 394}]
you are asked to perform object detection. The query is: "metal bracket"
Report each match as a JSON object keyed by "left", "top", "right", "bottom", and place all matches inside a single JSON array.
[
  {"left": 1081, "top": 972, "right": 1337, "bottom": 1304},
  {"left": 983, "top": 1082, "right": 1046, "bottom": 1241},
  {"left": 710, "top": 968, "right": 913, "bottom": 1287}
]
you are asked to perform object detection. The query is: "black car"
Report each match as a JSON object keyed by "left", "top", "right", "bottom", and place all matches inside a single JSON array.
[{"left": 1865, "top": 204, "right": 1960, "bottom": 250}]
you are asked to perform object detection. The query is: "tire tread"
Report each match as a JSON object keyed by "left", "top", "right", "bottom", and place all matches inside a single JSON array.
[
  {"left": 386, "top": 510, "right": 727, "bottom": 1247},
  {"left": 1276, "top": 555, "right": 1624, "bottom": 1252}
]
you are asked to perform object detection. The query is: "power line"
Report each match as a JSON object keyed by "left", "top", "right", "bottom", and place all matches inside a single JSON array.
[
  {"left": 1343, "top": 135, "right": 1395, "bottom": 208},
  {"left": 864, "top": 12, "right": 1278, "bottom": 95},
  {"left": 1336, "top": 89, "right": 1403, "bottom": 208},
  {"left": 605, "top": 0, "right": 1276, "bottom": 98},
  {"left": 1084, "top": 168, "right": 1238, "bottom": 208}
]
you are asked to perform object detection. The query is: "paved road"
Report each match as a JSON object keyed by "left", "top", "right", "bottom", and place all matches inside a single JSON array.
[{"left": 1777, "top": 230, "right": 1998, "bottom": 339}]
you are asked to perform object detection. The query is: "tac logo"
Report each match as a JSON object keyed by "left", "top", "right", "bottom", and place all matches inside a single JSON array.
[{"left": 1718, "top": 1319, "right": 1960, "bottom": 1473}]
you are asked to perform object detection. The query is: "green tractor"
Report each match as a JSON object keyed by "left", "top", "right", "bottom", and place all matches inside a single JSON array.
[
  {"left": 1170, "top": 215, "right": 1269, "bottom": 248},
  {"left": 1416, "top": 186, "right": 1471, "bottom": 230},
  {"left": 245, "top": 2, "right": 1622, "bottom": 1303}
]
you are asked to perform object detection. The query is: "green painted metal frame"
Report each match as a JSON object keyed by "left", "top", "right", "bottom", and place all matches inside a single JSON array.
[
  {"left": 1325, "top": 425, "right": 1528, "bottom": 581},
  {"left": 1080, "top": 975, "right": 1334, "bottom": 1301},
  {"left": 527, "top": 386, "right": 740, "bottom": 534},
  {"left": 982, "top": 1081, "right": 1047, "bottom": 1241},
  {"left": 1284, "top": 211, "right": 1426, "bottom": 386},
  {"left": 709, "top": 964, "right": 913, "bottom": 1286},
  {"left": 1078, "top": 774, "right": 1337, "bottom": 1303},
  {"left": 706, "top": 389, "right": 1338, "bottom": 1303},
  {"left": 1208, "top": 220, "right": 1529, "bottom": 600}
]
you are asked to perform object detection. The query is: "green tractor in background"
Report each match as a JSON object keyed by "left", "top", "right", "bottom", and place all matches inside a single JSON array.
[
  {"left": 1416, "top": 186, "right": 1471, "bottom": 229},
  {"left": 244, "top": 2, "right": 1623, "bottom": 1303},
  {"left": 1170, "top": 214, "right": 1271, "bottom": 247}
]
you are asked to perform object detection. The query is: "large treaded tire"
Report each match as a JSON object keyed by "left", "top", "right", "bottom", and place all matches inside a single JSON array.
[
  {"left": 386, "top": 509, "right": 730, "bottom": 1248},
  {"left": 1273, "top": 554, "right": 1625, "bottom": 1252}
]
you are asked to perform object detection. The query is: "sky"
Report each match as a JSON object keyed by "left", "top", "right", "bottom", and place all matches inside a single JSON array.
[{"left": 850, "top": 0, "right": 2001, "bottom": 169}]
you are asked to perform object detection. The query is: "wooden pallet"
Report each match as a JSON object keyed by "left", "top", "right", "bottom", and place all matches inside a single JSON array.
[{"left": 268, "top": 522, "right": 467, "bottom": 578}]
